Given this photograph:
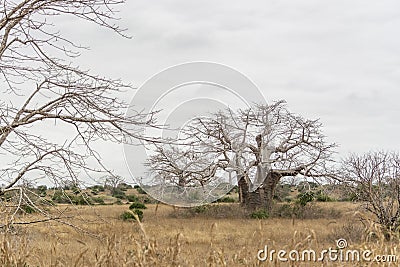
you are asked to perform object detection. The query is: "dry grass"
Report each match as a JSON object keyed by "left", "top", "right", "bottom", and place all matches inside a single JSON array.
[{"left": 0, "top": 202, "right": 399, "bottom": 266}]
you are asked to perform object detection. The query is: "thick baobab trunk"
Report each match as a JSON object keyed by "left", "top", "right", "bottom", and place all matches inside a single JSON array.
[
  {"left": 262, "top": 172, "right": 281, "bottom": 212},
  {"left": 238, "top": 172, "right": 281, "bottom": 213}
]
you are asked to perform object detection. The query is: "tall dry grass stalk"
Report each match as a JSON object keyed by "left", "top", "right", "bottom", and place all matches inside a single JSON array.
[{"left": 0, "top": 233, "right": 29, "bottom": 266}]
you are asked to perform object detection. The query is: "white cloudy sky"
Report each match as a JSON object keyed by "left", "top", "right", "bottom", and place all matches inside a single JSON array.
[{"left": 58, "top": 0, "right": 400, "bottom": 179}]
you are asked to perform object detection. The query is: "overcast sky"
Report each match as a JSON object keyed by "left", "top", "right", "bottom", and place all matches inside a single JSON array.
[{"left": 58, "top": 0, "right": 400, "bottom": 181}]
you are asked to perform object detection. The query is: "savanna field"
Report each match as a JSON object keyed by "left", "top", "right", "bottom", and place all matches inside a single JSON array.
[{"left": 1, "top": 201, "right": 399, "bottom": 266}]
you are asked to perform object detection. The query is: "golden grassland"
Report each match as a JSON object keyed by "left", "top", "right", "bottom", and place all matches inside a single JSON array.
[{"left": 1, "top": 202, "right": 399, "bottom": 266}]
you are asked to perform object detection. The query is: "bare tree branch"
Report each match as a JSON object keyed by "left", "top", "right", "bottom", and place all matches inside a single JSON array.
[
  {"left": 0, "top": 0, "right": 155, "bottom": 228},
  {"left": 340, "top": 151, "right": 400, "bottom": 240}
]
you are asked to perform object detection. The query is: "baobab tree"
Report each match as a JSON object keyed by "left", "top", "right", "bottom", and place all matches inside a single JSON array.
[
  {"left": 147, "top": 101, "right": 336, "bottom": 211},
  {"left": 0, "top": 0, "right": 154, "bottom": 226},
  {"left": 341, "top": 151, "right": 400, "bottom": 240}
]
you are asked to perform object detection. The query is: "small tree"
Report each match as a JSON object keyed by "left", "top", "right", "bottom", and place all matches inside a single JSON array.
[
  {"left": 104, "top": 175, "right": 125, "bottom": 195},
  {"left": 341, "top": 151, "right": 400, "bottom": 240}
]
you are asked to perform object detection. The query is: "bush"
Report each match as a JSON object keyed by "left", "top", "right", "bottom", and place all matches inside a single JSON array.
[
  {"left": 296, "top": 191, "right": 314, "bottom": 206},
  {"left": 120, "top": 211, "right": 135, "bottom": 221},
  {"left": 120, "top": 210, "right": 143, "bottom": 221},
  {"left": 170, "top": 204, "right": 248, "bottom": 219},
  {"left": 36, "top": 185, "right": 47, "bottom": 197},
  {"left": 112, "top": 188, "right": 126, "bottom": 199},
  {"left": 114, "top": 199, "right": 123, "bottom": 205},
  {"left": 129, "top": 202, "right": 147, "bottom": 210},
  {"left": 126, "top": 194, "right": 139, "bottom": 202},
  {"left": 193, "top": 205, "right": 209, "bottom": 214},
  {"left": 72, "top": 187, "right": 80, "bottom": 195},
  {"left": 250, "top": 209, "right": 269, "bottom": 219},
  {"left": 52, "top": 190, "right": 94, "bottom": 205},
  {"left": 92, "top": 197, "right": 105, "bottom": 205},
  {"left": 215, "top": 196, "right": 236, "bottom": 203},
  {"left": 315, "top": 193, "right": 334, "bottom": 202},
  {"left": 70, "top": 195, "right": 92, "bottom": 205},
  {"left": 0, "top": 192, "right": 14, "bottom": 202},
  {"left": 136, "top": 187, "right": 147, "bottom": 194},
  {"left": 20, "top": 205, "right": 36, "bottom": 214},
  {"left": 141, "top": 197, "right": 153, "bottom": 204},
  {"left": 117, "top": 183, "right": 132, "bottom": 191},
  {"left": 51, "top": 190, "right": 70, "bottom": 204},
  {"left": 132, "top": 209, "right": 143, "bottom": 221},
  {"left": 273, "top": 202, "right": 341, "bottom": 219},
  {"left": 113, "top": 193, "right": 126, "bottom": 200},
  {"left": 339, "top": 192, "right": 358, "bottom": 202}
]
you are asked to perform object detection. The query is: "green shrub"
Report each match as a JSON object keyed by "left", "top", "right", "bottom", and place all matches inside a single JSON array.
[
  {"left": 113, "top": 193, "right": 126, "bottom": 200},
  {"left": 129, "top": 202, "right": 147, "bottom": 210},
  {"left": 250, "top": 209, "right": 269, "bottom": 219},
  {"left": 126, "top": 194, "right": 139, "bottom": 202},
  {"left": 340, "top": 192, "right": 358, "bottom": 202},
  {"left": 72, "top": 187, "right": 80, "bottom": 195},
  {"left": 274, "top": 203, "right": 312, "bottom": 218},
  {"left": 88, "top": 185, "right": 104, "bottom": 190},
  {"left": 296, "top": 191, "right": 314, "bottom": 206},
  {"left": 114, "top": 199, "right": 123, "bottom": 205},
  {"left": 112, "top": 188, "right": 126, "bottom": 199},
  {"left": 51, "top": 190, "right": 70, "bottom": 204},
  {"left": 193, "top": 205, "right": 209, "bottom": 214},
  {"left": 141, "top": 197, "right": 152, "bottom": 204},
  {"left": 36, "top": 185, "right": 47, "bottom": 197},
  {"left": 132, "top": 209, "right": 143, "bottom": 221},
  {"left": 52, "top": 191, "right": 93, "bottom": 205},
  {"left": 117, "top": 183, "right": 132, "bottom": 191},
  {"left": 215, "top": 196, "right": 236, "bottom": 203},
  {"left": 136, "top": 187, "right": 147, "bottom": 195},
  {"left": 0, "top": 192, "right": 14, "bottom": 202},
  {"left": 315, "top": 193, "right": 334, "bottom": 202},
  {"left": 274, "top": 202, "right": 339, "bottom": 219},
  {"left": 70, "top": 195, "right": 92, "bottom": 205},
  {"left": 120, "top": 211, "right": 135, "bottom": 221},
  {"left": 91, "top": 197, "right": 105, "bottom": 205},
  {"left": 120, "top": 210, "right": 143, "bottom": 221},
  {"left": 20, "top": 205, "right": 36, "bottom": 214}
]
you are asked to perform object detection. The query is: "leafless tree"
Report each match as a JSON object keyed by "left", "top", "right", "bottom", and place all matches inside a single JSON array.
[
  {"left": 103, "top": 175, "right": 124, "bottom": 194},
  {"left": 0, "top": 0, "right": 155, "bottom": 228},
  {"left": 341, "top": 151, "right": 400, "bottom": 240},
  {"left": 146, "top": 145, "right": 222, "bottom": 188},
  {"left": 147, "top": 101, "right": 336, "bottom": 211}
]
